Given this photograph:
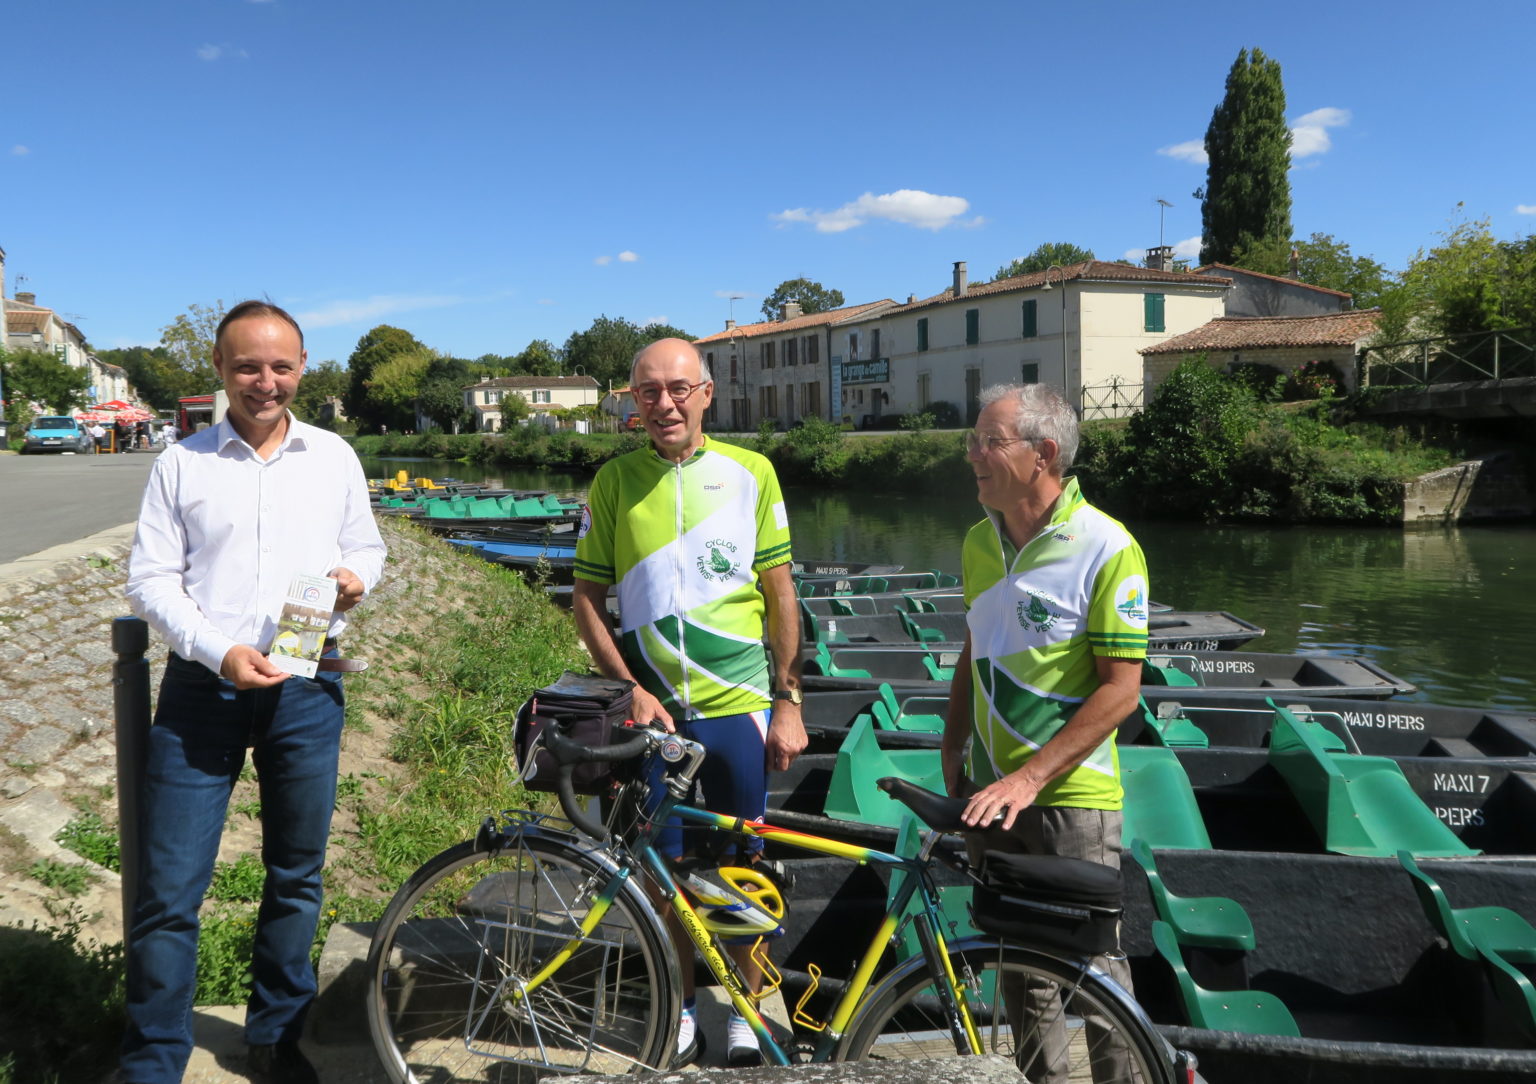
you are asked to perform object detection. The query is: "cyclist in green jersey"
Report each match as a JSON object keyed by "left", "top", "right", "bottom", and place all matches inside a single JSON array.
[{"left": 573, "top": 338, "right": 807, "bottom": 1067}]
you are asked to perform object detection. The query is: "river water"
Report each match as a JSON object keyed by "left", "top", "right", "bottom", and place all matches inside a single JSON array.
[{"left": 362, "top": 456, "right": 1536, "bottom": 712}]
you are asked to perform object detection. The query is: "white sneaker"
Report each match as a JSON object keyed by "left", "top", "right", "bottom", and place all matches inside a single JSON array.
[
  {"left": 674, "top": 1009, "right": 703, "bottom": 1067},
  {"left": 727, "top": 1013, "right": 762, "bottom": 1067}
]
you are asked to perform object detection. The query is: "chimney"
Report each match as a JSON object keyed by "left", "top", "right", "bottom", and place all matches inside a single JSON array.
[
  {"left": 1289, "top": 246, "right": 1301, "bottom": 279},
  {"left": 1145, "top": 246, "right": 1173, "bottom": 272},
  {"left": 725, "top": 318, "right": 736, "bottom": 331},
  {"left": 907, "top": 294, "right": 917, "bottom": 304},
  {"left": 952, "top": 261, "right": 968, "bottom": 298},
  {"left": 17, "top": 291, "right": 36, "bottom": 306},
  {"left": 780, "top": 300, "right": 802, "bottom": 321}
]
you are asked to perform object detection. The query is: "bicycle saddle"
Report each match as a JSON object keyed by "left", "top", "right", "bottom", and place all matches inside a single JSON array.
[{"left": 876, "top": 776, "right": 969, "bottom": 832}]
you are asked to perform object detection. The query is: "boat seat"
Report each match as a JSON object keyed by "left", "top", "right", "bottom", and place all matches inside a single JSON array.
[
  {"left": 872, "top": 685, "right": 947, "bottom": 734},
  {"left": 824, "top": 716, "right": 945, "bottom": 828},
  {"left": 1398, "top": 851, "right": 1536, "bottom": 1039},
  {"left": 1151, "top": 921, "right": 1301, "bottom": 1036},
  {"left": 1268, "top": 702, "right": 1478, "bottom": 858},
  {"left": 1142, "top": 661, "right": 1200, "bottom": 687},
  {"left": 808, "top": 644, "right": 871, "bottom": 679},
  {"left": 1397, "top": 851, "right": 1536, "bottom": 963},
  {"left": 1140, "top": 700, "right": 1210, "bottom": 749},
  {"left": 920, "top": 654, "right": 955, "bottom": 683},
  {"left": 1129, "top": 839, "right": 1251, "bottom": 949},
  {"left": 1119, "top": 747, "right": 1212, "bottom": 850},
  {"left": 1262, "top": 678, "right": 1301, "bottom": 688}
]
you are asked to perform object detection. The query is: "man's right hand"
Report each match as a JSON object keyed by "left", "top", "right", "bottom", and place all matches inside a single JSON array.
[
  {"left": 220, "top": 645, "right": 290, "bottom": 690},
  {"left": 631, "top": 686, "right": 674, "bottom": 733}
]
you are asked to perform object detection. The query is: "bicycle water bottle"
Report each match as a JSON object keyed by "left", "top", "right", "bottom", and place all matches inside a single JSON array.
[{"left": 680, "top": 867, "right": 786, "bottom": 944}]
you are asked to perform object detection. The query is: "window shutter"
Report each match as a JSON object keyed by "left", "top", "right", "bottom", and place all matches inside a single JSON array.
[
  {"left": 966, "top": 308, "right": 979, "bottom": 345},
  {"left": 1145, "top": 293, "right": 1165, "bottom": 333},
  {"left": 917, "top": 318, "right": 929, "bottom": 352},
  {"left": 1022, "top": 299, "right": 1037, "bottom": 338}
]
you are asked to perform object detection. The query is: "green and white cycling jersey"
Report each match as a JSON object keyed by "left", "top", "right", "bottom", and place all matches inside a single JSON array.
[
  {"left": 962, "top": 477, "right": 1149, "bottom": 809},
  {"left": 574, "top": 437, "right": 792, "bottom": 720}
]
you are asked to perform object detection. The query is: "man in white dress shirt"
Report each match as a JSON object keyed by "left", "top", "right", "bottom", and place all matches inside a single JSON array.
[{"left": 120, "top": 300, "right": 385, "bottom": 1084}]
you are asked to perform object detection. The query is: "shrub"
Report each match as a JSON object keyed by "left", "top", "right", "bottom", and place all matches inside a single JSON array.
[{"left": 0, "top": 915, "right": 125, "bottom": 1082}]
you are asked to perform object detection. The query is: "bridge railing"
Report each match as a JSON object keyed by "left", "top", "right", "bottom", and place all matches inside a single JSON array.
[{"left": 1360, "top": 326, "right": 1536, "bottom": 387}]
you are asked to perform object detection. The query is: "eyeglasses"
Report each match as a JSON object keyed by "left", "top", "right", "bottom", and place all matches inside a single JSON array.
[
  {"left": 635, "top": 380, "right": 710, "bottom": 405},
  {"left": 965, "top": 430, "right": 1034, "bottom": 455}
]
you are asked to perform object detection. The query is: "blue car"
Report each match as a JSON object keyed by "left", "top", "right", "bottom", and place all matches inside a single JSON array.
[{"left": 20, "top": 416, "right": 94, "bottom": 454}]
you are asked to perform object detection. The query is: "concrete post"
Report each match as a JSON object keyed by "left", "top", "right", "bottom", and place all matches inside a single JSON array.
[{"left": 113, "top": 616, "right": 151, "bottom": 940}]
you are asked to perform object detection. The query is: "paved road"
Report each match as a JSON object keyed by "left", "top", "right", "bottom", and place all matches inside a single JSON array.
[{"left": 0, "top": 449, "right": 157, "bottom": 562}]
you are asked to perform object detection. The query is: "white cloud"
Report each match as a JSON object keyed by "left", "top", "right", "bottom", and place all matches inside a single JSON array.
[
  {"left": 294, "top": 293, "right": 467, "bottom": 329},
  {"left": 773, "top": 188, "right": 973, "bottom": 233},
  {"left": 10, "top": 145, "right": 29, "bottom": 156},
  {"left": 593, "top": 255, "right": 611, "bottom": 266},
  {"left": 617, "top": 250, "right": 638, "bottom": 263},
  {"left": 638, "top": 315, "right": 669, "bottom": 328},
  {"left": 537, "top": 297, "right": 556, "bottom": 305},
  {"left": 196, "top": 43, "right": 248, "bottom": 61},
  {"left": 1173, "top": 235, "right": 1202, "bottom": 261},
  {"left": 1517, "top": 204, "right": 1536, "bottom": 215},
  {"left": 1290, "top": 106, "right": 1350, "bottom": 158},
  {"left": 1157, "top": 140, "right": 1207, "bottom": 164}
]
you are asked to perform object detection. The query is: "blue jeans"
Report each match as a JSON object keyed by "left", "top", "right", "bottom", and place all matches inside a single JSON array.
[{"left": 120, "top": 654, "right": 344, "bottom": 1083}]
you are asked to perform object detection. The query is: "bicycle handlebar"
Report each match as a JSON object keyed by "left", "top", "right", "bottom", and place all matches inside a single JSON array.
[{"left": 540, "top": 723, "right": 659, "bottom": 840}]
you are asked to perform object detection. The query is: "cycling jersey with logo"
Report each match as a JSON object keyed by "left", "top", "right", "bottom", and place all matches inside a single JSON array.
[
  {"left": 962, "top": 476, "right": 1149, "bottom": 809},
  {"left": 574, "top": 437, "right": 792, "bottom": 720}
]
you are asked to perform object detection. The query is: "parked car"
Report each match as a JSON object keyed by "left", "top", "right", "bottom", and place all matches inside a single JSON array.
[{"left": 20, "top": 416, "right": 94, "bottom": 455}]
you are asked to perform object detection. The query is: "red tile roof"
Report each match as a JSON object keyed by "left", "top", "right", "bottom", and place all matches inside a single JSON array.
[
  {"left": 1140, "top": 309, "right": 1381, "bottom": 355},
  {"left": 694, "top": 300, "right": 896, "bottom": 344},
  {"left": 1194, "top": 262, "right": 1353, "bottom": 300},
  {"left": 885, "top": 261, "right": 1231, "bottom": 317}
]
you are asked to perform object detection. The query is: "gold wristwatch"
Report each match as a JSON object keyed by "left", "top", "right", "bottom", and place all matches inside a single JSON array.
[{"left": 772, "top": 687, "right": 803, "bottom": 706}]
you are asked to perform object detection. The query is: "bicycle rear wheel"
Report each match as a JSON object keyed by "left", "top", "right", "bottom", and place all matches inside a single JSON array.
[
  {"left": 839, "top": 942, "right": 1173, "bottom": 1084},
  {"left": 367, "top": 830, "right": 678, "bottom": 1083}
]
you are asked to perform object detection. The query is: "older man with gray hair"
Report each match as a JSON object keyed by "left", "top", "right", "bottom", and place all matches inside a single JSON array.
[{"left": 943, "top": 381, "right": 1149, "bottom": 1082}]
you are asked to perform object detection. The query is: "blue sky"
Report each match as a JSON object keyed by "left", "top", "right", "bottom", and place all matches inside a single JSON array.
[{"left": 5, "top": 0, "right": 1533, "bottom": 369}]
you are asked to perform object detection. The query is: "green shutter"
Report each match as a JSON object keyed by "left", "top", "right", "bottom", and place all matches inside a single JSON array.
[
  {"left": 1021, "top": 362, "right": 1039, "bottom": 384},
  {"left": 1022, "top": 299, "right": 1037, "bottom": 338},
  {"left": 1145, "top": 293, "right": 1165, "bottom": 333},
  {"left": 966, "top": 308, "right": 979, "bottom": 345},
  {"left": 917, "top": 317, "right": 928, "bottom": 352}
]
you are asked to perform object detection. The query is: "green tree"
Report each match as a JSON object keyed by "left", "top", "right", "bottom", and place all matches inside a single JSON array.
[
  {"left": 640, "top": 322, "right": 693, "bottom": 343},
  {"left": 515, "top": 339, "right": 562, "bottom": 377},
  {"left": 365, "top": 348, "right": 434, "bottom": 417},
  {"left": 95, "top": 345, "right": 205, "bottom": 411},
  {"left": 562, "top": 316, "right": 647, "bottom": 389},
  {"left": 344, "top": 325, "right": 429, "bottom": 433},
  {"left": 760, "top": 279, "right": 844, "bottom": 321},
  {"left": 1292, "top": 233, "right": 1393, "bottom": 310},
  {"left": 995, "top": 243, "right": 1096, "bottom": 281},
  {"left": 418, "top": 376, "right": 471, "bottom": 431},
  {"left": 159, "top": 301, "right": 225, "bottom": 389},
  {"left": 1, "top": 348, "right": 92, "bottom": 415},
  {"left": 290, "top": 359, "right": 349, "bottom": 423},
  {"left": 1198, "top": 48, "right": 1293, "bottom": 267}
]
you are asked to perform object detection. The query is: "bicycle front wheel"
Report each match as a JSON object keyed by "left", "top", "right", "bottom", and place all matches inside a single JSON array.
[
  {"left": 839, "top": 942, "right": 1173, "bottom": 1084},
  {"left": 366, "top": 831, "right": 678, "bottom": 1083}
]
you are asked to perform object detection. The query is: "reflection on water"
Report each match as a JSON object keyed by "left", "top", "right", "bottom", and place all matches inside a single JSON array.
[{"left": 361, "top": 456, "right": 1535, "bottom": 711}]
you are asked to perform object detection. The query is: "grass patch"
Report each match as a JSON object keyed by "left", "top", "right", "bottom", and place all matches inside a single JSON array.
[
  {"left": 208, "top": 853, "right": 266, "bottom": 903},
  {"left": 55, "top": 810, "right": 120, "bottom": 872},
  {"left": 27, "top": 858, "right": 94, "bottom": 898}
]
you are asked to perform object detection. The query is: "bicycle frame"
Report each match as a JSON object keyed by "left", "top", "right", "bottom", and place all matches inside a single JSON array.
[{"left": 641, "top": 802, "right": 985, "bottom": 1065}]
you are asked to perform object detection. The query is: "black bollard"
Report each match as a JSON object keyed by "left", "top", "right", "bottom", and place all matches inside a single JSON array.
[{"left": 113, "top": 616, "right": 151, "bottom": 942}]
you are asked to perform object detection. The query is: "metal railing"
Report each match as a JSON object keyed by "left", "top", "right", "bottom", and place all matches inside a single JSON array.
[
  {"left": 1079, "top": 376, "right": 1144, "bottom": 421},
  {"left": 1359, "top": 326, "right": 1536, "bottom": 387}
]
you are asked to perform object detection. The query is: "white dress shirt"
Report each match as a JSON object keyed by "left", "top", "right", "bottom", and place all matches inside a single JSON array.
[{"left": 127, "top": 414, "right": 387, "bottom": 673}]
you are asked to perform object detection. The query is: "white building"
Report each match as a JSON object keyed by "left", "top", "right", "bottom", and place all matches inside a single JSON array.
[
  {"left": 463, "top": 374, "right": 600, "bottom": 431},
  {"left": 3, "top": 290, "right": 140, "bottom": 406},
  {"left": 693, "top": 299, "right": 896, "bottom": 430},
  {"left": 826, "top": 261, "right": 1232, "bottom": 425}
]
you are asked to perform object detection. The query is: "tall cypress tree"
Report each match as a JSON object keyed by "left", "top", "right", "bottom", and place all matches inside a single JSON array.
[{"left": 1198, "top": 48, "right": 1293, "bottom": 267}]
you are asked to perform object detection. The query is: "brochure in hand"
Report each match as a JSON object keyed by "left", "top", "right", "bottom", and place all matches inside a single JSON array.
[{"left": 267, "top": 573, "right": 336, "bottom": 678}]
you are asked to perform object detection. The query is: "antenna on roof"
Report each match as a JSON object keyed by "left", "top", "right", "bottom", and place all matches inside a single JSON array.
[{"left": 1156, "top": 199, "right": 1173, "bottom": 250}]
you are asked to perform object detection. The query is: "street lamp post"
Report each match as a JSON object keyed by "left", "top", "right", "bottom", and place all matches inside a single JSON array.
[{"left": 1040, "top": 265, "right": 1070, "bottom": 398}]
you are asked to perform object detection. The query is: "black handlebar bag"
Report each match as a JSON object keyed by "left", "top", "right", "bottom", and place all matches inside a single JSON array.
[{"left": 514, "top": 671, "right": 636, "bottom": 795}]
